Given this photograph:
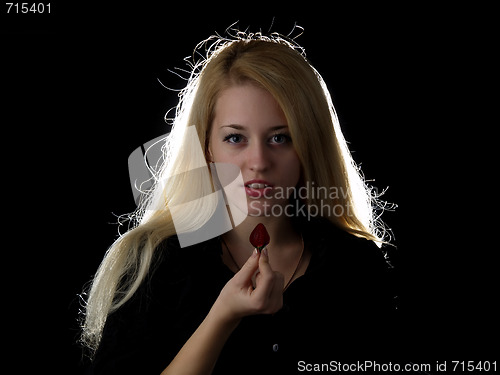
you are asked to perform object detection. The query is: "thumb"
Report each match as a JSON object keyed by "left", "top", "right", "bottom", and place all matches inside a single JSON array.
[{"left": 233, "top": 248, "right": 260, "bottom": 284}]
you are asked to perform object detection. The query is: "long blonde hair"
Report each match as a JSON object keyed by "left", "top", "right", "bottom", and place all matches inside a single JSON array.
[{"left": 81, "top": 31, "right": 390, "bottom": 354}]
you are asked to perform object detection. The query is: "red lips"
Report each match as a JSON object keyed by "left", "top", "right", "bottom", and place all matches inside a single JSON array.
[{"left": 249, "top": 223, "right": 270, "bottom": 252}]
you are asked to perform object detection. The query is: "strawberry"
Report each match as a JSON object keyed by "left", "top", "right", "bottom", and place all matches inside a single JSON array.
[{"left": 249, "top": 223, "right": 270, "bottom": 252}]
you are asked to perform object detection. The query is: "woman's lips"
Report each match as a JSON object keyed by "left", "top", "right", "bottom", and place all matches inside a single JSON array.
[{"left": 245, "top": 179, "right": 273, "bottom": 198}]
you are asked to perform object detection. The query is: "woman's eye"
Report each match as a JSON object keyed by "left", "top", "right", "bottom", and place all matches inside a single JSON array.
[
  {"left": 271, "top": 134, "right": 291, "bottom": 144},
  {"left": 223, "top": 134, "right": 243, "bottom": 144}
]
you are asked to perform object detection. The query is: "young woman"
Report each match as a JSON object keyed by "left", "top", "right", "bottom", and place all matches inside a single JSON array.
[{"left": 81, "top": 32, "right": 396, "bottom": 374}]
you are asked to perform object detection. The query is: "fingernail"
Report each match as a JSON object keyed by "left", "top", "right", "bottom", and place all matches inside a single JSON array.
[
  {"left": 262, "top": 247, "right": 268, "bottom": 257},
  {"left": 252, "top": 248, "right": 259, "bottom": 257}
]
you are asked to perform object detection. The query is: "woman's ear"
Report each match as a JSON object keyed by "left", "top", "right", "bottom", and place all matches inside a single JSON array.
[{"left": 205, "top": 140, "right": 213, "bottom": 163}]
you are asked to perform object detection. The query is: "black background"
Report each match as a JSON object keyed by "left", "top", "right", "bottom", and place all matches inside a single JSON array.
[{"left": 2, "top": 3, "right": 496, "bottom": 374}]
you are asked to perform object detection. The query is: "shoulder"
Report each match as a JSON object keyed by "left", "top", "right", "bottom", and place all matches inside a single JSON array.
[
  {"left": 302, "top": 217, "right": 397, "bottom": 314},
  {"left": 92, "top": 236, "right": 223, "bottom": 368},
  {"left": 150, "top": 234, "right": 222, "bottom": 281},
  {"left": 110, "top": 235, "right": 222, "bottom": 314},
  {"left": 91, "top": 235, "right": 225, "bottom": 373},
  {"left": 303, "top": 217, "right": 389, "bottom": 271}
]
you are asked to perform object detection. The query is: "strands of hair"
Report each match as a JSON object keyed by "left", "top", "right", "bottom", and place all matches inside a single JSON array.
[{"left": 158, "top": 21, "right": 305, "bottom": 90}]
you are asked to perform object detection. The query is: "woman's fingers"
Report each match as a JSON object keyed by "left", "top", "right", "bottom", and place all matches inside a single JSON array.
[
  {"left": 254, "top": 248, "right": 272, "bottom": 292},
  {"left": 253, "top": 248, "right": 284, "bottom": 313},
  {"left": 223, "top": 246, "right": 284, "bottom": 316},
  {"left": 232, "top": 248, "right": 259, "bottom": 287}
]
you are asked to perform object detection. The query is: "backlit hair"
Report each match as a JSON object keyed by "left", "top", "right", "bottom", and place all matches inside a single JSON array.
[{"left": 81, "top": 31, "right": 391, "bottom": 355}]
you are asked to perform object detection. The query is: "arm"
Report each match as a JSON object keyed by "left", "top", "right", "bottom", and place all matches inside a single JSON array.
[{"left": 161, "top": 248, "right": 283, "bottom": 375}]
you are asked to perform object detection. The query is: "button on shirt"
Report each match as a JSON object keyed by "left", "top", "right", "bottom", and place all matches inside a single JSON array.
[{"left": 88, "top": 218, "right": 397, "bottom": 375}]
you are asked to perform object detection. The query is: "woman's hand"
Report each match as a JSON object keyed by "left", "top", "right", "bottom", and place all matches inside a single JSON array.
[
  {"left": 162, "top": 248, "right": 283, "bottom": 374},
  {"left": 212, "top": 248, "right": 284, "bottom": 324}
]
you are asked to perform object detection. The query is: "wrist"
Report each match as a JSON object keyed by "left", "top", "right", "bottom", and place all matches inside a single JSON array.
[{"left": 209, "top": 298, "right": 242, "bottom": 332}]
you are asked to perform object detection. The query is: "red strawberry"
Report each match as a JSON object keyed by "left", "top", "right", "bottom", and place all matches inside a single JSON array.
[{"left": 249, "top": 223, "right": 270, "bottom": 252}]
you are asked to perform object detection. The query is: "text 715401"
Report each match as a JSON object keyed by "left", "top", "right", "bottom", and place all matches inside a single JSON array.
[{"left": 6, "top": 3, "right": 51, "bottom": 13}]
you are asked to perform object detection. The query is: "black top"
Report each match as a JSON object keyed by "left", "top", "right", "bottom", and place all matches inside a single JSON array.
[{"left": 87, "top": 218, "right": 398, "bottom": 374}]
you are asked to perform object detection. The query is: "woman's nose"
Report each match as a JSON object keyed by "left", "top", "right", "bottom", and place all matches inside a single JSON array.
[{"left": 246, "top": 141, "right": 271, "bottom": 172}]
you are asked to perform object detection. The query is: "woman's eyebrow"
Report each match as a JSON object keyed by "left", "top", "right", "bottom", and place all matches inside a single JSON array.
[
  {"left": 221, "top": 124, "right": 246, "bottom": 130},
  {"left": 220, "top": 124, "right": 288, "bottom": 131}
]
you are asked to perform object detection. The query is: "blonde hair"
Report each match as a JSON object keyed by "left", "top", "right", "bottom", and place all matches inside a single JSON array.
[{"left": 81, "top": 31, "right": 390, "bottom": 355}]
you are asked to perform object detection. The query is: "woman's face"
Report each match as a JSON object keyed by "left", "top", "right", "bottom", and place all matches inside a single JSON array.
[{"left": 208, "top": 83, "right": 301, "bottom": 217}]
